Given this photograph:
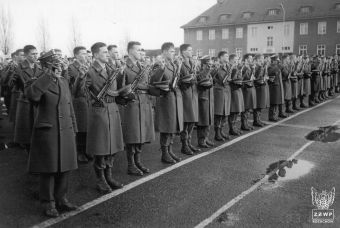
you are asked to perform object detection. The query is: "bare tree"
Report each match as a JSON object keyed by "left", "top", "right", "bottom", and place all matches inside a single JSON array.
[
  {"left": 119, "top": 29, "right": 131, "bottom": 56},
  {"left": 0, "top": 5, "right": 14, "bottom": 55},
  {"left": 68, "top": 17, "right": 82, "bottom": 54},
  {"left": 36, "top": 16, "right": 50, "bottom": 52}
]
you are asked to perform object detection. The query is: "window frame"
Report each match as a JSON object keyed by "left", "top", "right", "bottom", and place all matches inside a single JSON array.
[
  {"left": 236, "top": 27, "right": 243, "bottom": 39},
  {"left": 208, "top": 29, "right": 215, "bottom": 40},
  {"left": 196, "top": 30, "right": 203, "bottom": 41},
  {"left": 300, "top": 23, "right": 308, "bottom": 35},
  {"left": 318, "top": 22, "right": 327, "bottom": 35}
]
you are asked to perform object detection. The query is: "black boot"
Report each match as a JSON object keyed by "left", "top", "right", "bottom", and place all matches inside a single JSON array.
[
  {"left": 206, "top": 139, "right": 215, "bottom": 147},
  {"left": 56, "top": 198, "right": 78, "bottom": 212},
  {"left": 181, "top": 139, "right": 194, "bottom": 155},
  {"left": 188, "top": 138, "right": 201, "bottom": 153},
  {"left": 126, "top": 146, "right": 143, "bottom": 176},
  {"left": 241, "top": 112, "right": 251, "bottom": 131},
  {"left": 94, "top": 167, "right": 112, "bottom": 194},
  {"left": 229, "top": 114, "right": 241, "bottom": 135},
  {"left": 220, "top": 127, "right": 230, "bottom": 140},
  {"left": 198, "top": 138, "right": 209, "bottom": 148},
  {"left": 161, "top": 146, "right": 176, "bottom": 164},
  {"left": 168, "top": 144, "right": 181, "bottom": 162},
  {"left": 214, "top": 127, "right": 225, "bottom": 141},
  {"left": 253, "top": 110, "right": 263, "bottom": 127},
  {"left": 134, "top": 147, "right": 150, "bottom": 174},
  {"left": 300, "top": 97, "right": 307, "bottom": 108},
  {"left": 42, "top": 201, "right": 59, "bottom": 218},
  {"left": 292, "top": 99, "right": 300, "bottom": 111},
  {"left": 279, "top": 104, "right": 288, "bottom": 118},
  {"left": 286, "top": 100, "right": 294, "bottom": 113},
  {"left": 104, "top": 167, "right": 124, "bottom": 189}
]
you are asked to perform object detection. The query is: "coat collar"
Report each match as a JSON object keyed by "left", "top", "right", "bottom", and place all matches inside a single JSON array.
[
  {"left": 92, "top": 60, "right": 108, "bottom": 79},
  {"left": 20, "top": 60, "right": 43, "bottom": 79},
  {"left": 125, "top": 57, "right": 141, "bottom": 74}
]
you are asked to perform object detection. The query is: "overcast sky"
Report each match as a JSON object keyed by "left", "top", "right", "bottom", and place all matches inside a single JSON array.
[{"left": 0, "top": 0, "right": 216, "bottom": 55}]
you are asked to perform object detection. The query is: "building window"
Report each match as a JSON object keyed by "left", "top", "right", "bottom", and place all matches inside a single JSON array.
[
  {"left": 196, "top": 49, "right": 203, "bottom": 57},
  {"left": 268, "top": 9, "right": 278, "bottom": 16},
  {"left": 335, "top": 3, "right": 340, "bottom": 10},
  {"left": 209, "top": 29, "right": 215, "bottom": 40},
  {"left": 282, "top": 46, "right": 291, "bottom": 51},
  {"left": 317, "top": 44, "right": 326, "bottom": 56},
  {"left": 300, "top": 23, "right": 308, "bottom": 35},
  {"left": 220, "top": 14, "right": 231, "bottom": 21},
  {"left": 268, "top": 25, "right": 274, "bottom": 30},
  {"left": 337, "top": 21, "right": 340, "bottom": 33},
  {"left": 299, "top": 45, "right": 308, "bottom": 55},
  {"left": 284, "top": 24, "right": 290, "bottom": 36},
  {"left": 300, "top": 6, "right": 311, "bottom": 14},
  {"left": 251, "top": 27, "right": 257, "bottom": 37},
  {"left": 250, "top": 48, "right": 258, "bottom": 52},
  {"left": 243, "top": 12, "right": 252, "bottom": 19},
  {"left": 235, "top": 48, "right": 242, "bottom": 58},
  {"left": 198, "top": 17, "right": 207, "bottom": 23},
  {"left": 196, "top": 30, "right": 203, "bottom": 41},
  {"left": 209, "top": 49, "right": 216, "bottom": 57},
  {"left": 318, "top": 22, "right": 327, "bottom": 35},
  {"left": 236, "top": 27, "right": 243, "bottom": 39},
  {"left": 222, "top": 28, "right": 229, "bottom": 39},
  {"left": 336, "top": 44, "right": 340, "bottom": 55},
  {"left": 267, "top": 37, "right": 273, "bottom": 47}
]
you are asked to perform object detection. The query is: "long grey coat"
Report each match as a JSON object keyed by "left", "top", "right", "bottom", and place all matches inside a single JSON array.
[
  {"left": 268, "top": 64, "right": 284, "bottom": 105},
  {"left": 180, "top": 60, "right": 198, "bottom": 123},
  {"left": 68, "top": 61, "right": 89, "bottom": 133},
  {"left": 152, "top": 61, "right": 183, "bottom": 133},
  {"left": 25, "top": 73, "right": 77, "bottom": 173},
  {"left": 12, "top": 60, "right": 44, "bottom": 144},
  {"left": 82, "top": 60, "right": 124, "bottom": 156},
  {"left": 117, "top": 58, "right": 155, "bottom": 144},
  {"left": 213, "top": 65, "right": 231, "bottom": 116}
]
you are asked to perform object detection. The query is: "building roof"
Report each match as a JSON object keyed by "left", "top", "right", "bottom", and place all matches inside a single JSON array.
[{"left": 181, "top": 0, "right": 340, "bottom": 29}]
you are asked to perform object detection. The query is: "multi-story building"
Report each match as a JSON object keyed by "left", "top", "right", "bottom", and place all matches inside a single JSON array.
[{"left": 181, "top": 0, "right": 340, "bottom": 57}]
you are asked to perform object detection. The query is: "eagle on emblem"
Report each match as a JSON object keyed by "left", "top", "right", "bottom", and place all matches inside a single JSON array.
[{"left": 311, "top": 187, "right": 335, "bottom": 210}]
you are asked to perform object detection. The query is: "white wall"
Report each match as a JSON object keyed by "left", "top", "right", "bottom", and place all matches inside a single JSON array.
[{"left": 247, "top": 21, "right": 295, "bottom": 54}]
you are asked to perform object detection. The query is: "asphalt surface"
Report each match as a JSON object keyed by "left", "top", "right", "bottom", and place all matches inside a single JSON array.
[{"left": 0, "top": 96, "right": 339, "bottom": 228}]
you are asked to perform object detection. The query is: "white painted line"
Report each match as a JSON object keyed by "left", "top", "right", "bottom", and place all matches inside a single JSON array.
[
  {"left": 262, "top": 121, "right": 318, "bottom": 131},
  {"left": 194, "top": 117, "right": 340, "bottom": 228},
  {"left": 30, "top": 96, "right": 339, "bottom": 228}
]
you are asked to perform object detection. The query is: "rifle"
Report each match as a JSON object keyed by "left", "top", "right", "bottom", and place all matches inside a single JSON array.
[{"left": 89, "top": 64, "right": 121, "bottom": 103}]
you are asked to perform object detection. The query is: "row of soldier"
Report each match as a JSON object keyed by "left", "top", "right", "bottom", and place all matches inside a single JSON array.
[{"left": 0, "top": 42, "right": 339, "bottom": 217}]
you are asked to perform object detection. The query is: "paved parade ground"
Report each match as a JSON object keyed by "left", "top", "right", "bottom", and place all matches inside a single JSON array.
[{"left": 1, "top": 96, "right": 340, "bottom": 228}]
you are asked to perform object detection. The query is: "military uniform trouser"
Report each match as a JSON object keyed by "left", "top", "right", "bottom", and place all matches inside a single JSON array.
[
  {"left": 160, "top": 133, "right": 175, "bottom": 147},
  {"left": 214, "top": 115, "right": 227, "bottom": 128},
  {"left": 269, "top": 105, "right": 279, "bottom": 120},
  {"left": 94, "top": 155, "right": 115, "bottom": 169},
  {"left": 40, "top": 171, "right": 69, "bottom": 203},
  {"left": 197, "top": 126, "right": 210, "bottom": 142},
  {"left": 180, "top": 122, "right": 195, "bottom": 142}
]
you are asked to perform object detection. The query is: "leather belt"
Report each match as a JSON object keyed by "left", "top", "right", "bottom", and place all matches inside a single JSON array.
[
  {"left": 104, "top": 96, "right": 115, "bottom": 103},
  {"left": 135, "top": 89, "right": 148, "bottom": 94}
]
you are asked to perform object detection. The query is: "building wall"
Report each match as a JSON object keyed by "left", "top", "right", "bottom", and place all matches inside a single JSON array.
[
  {"left": 294, "top": 17, "right": 340, "bottom": 56},
  {"left": 247, "top": 21, "right": 295, "bottom": 54},
  {"left": 183, "top": 24, "right": 247, "bottom": 57}
]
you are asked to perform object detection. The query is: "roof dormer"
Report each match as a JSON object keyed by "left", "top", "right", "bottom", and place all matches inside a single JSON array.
[
  {"left": 335, "top": 3, "right": 340, "bottom": 10},
  {"left": 242, "top": 11, "right": 253, "bottom": 19},
  {"left": 267, "top": 8, "right": 280, "bottom": 16},
  {"left": 198, "top": 16, "right": 208, "bottom": 23},
  {"left": 219, "top": 14, "right": 231, "bottom": 21},
  {"left": 299, "top": 6, "right": 313, "bottom": 14}
]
